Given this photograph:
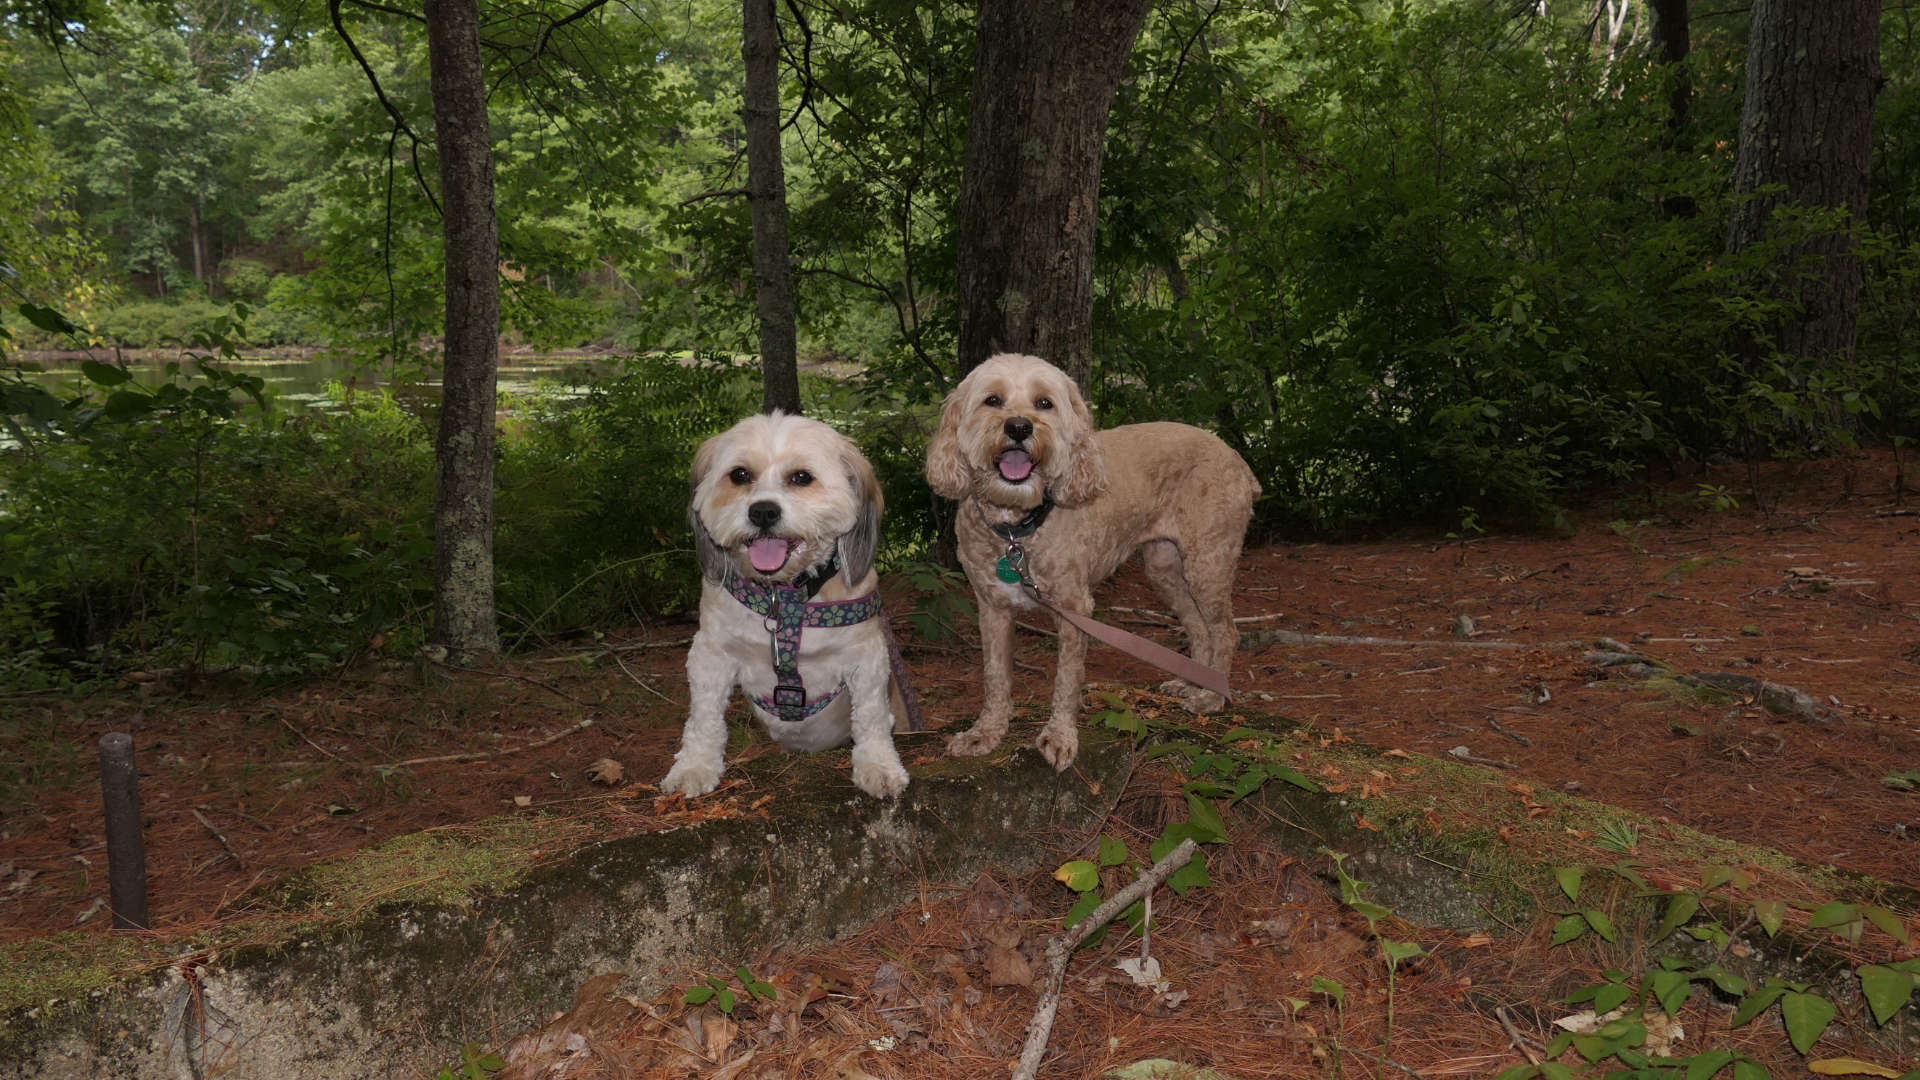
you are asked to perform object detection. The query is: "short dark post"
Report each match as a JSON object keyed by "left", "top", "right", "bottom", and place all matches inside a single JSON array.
[{"left": 97, "top": 732, "right": 150, "bottom": 930}]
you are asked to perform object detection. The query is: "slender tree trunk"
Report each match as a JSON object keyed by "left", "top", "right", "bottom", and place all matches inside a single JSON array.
[
  {"left": 189, "top": 196, "right": 207, "bottom": 289},
  {"left": 1649, "top": 0, "right": 1695, "bottom": 218},
  {"left": 1725, "top": 0, "right": 1882, "bottom": 367},
  {"left": 953, "top": 0, "right": 1154, "bottom": 390},
  {"left": 742, "top": 0, "right": 801, "bottom": 415},
  {"left": 426, "top": 0, "right": 501, "bottom": 664}
]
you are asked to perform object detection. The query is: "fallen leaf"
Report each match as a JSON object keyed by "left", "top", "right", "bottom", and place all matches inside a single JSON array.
[
  {"left": 1555, "top": 1005, "right": 1683, "bottom": 1055},
  {"left": 1809, "top": 1058, "right": 1904, "bottom": 1077},
  {"left": 1353, "top": 814, "right": 1381, "bottom": 833},
  {"left": 1424, "top": 809, "right": 1443, "bottom": 834},
  {"left": 1382, "top": 748, "right": 1412, "bottom": 759},
  {"left": 585, "top": 758, "right": 624, "bottom": 785},
  {"left": 1116, "top": 955, "right": 1170, "bottom": 993},
  {"left": 1460, "top": 931, "right": 1494, "bottom": 948},
  {"left": 700, "top": 1010, "right": 737, "bottom": 1061},
  {"left": 513, "top": 795, "right": 534, "bottom": 808},
  {"left": 986, "top": 943, "right": 1033, "bottom": 987}
]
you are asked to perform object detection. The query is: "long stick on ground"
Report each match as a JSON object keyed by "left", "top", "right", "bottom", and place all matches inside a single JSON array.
[{"left": 1012, "top": 838, "right": 1199, "bottom": 1080}]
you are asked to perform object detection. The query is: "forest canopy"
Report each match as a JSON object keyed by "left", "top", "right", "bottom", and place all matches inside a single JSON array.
[{"left": 1, "top": 0, "right": 1916, "bottom": 684}]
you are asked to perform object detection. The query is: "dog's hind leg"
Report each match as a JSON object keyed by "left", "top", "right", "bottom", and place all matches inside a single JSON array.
[
  {"left": 1140, "top": 539, "right": 1214, "bottom": 701},
  {"left": 947, "top": 597, "right": 1017, "bottom": 757},
  {"left": 1173, "top": 532, "right": 1248, "bottom": 714}
]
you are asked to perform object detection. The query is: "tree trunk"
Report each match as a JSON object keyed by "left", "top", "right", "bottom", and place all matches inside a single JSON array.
[
  {"left": 1725, "top": 0, "right": 1882, "bottom": 366},
  {"left": 425, "top": 0, "right": 502, "bottom": 664},
  {"left": 953, "top": 0, "right": 1154, "bottom": 390},
  {"left": 743, "top": 0, "right": 801, "bottom": 415},
  {"left": 188, "top": 195, "right": 207, "bottom": 289},
  {"left": 1649, "top": 0, "right": 1695, "bottom": 218},
  {"left": 1648, "top": 0, "right": 1690, "bottom": 133}
]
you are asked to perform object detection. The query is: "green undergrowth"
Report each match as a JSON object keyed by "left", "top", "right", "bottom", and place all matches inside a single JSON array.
[{"left": 1079, "top": 698, "right": 1919, "bottom": 1074}]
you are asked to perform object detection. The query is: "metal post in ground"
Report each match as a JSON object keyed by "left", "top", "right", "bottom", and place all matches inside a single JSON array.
[{"left": 97, "top": 732, "right": 150, "bottom": 930}]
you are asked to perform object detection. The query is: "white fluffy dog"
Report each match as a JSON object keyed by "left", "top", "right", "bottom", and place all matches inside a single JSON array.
[
  {"left": 925, "top": 353, "right": 1260, "bottom": 771},
  {"left": 660, "top": 412, "right": 910, "bottom": 799}
]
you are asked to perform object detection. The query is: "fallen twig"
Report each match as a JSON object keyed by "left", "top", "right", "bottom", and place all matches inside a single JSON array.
[
  {"left": 1447, "top": 745, "right": 1517, "bottom": 770},
  {"left": 1495, "top": 1005, "right": 1542, "bottom": 1066},
  {"left": 1240, "top": 628, "right": 1569, "bottom": 651},
  {"left": 371, "top": 719, "right": 596, "bottom": 771},
  {"left": 190, "top": 807, "right": 244, "bottom": 870},
  {"left": 1486, "top": 716, "right": 1531, "bottom": 746},
  {"left": 1012, "top": 838, "right": 1198, "bottom": 1080},
  {"left": 611, "top": 650, "right": 673, "bottom": 704},
  {"left": 276, "top": 713, "right": 364, "bottom": 767}
]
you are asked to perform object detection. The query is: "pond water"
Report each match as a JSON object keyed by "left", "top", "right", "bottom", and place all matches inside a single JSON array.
[{"left": 11, "top": 348, "right": 617, "bottom": 411}]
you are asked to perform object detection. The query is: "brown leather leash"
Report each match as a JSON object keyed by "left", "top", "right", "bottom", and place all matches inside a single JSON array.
[{"left": 985, "top": 509, "right": 1233, "bottom": 700}]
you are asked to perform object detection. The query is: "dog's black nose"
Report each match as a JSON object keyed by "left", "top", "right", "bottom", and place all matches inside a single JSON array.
[
  {"left": 1003, "top": 416, "right": 1033, "bottom": 442},
  {"left": 748, "top": 501, "right": 781, "bottom": 530}
]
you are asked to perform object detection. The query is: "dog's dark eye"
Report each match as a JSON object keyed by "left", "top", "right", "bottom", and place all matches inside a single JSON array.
[
  {"left": 728, "top": 467, "right": 753, "bottom": 485},
  {"left": 788, "top": 470, "right": 814, "bottom": 487},
  {"left": 1036, "top": 396, "right": 1054, "bottom": 411},
  {"left": 983, "top": 394, "right": 1002, "bottom": 408}
]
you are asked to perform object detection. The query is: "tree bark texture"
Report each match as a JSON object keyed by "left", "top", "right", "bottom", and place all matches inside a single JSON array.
[
  {"left": 426, "top": 0, "right": 502, "bottom": 663},
  {"left": 1725, "top": 0, "right": 1882, "bottom": 364},
  {"left": 743, "top": 0, "right": 801, "bottom": 415},
  {"left": 1648, "top": 0, "right": 1690, "bottom": 132},
  {"left": 954, "top": 0, "right": 1155, "bottom": 390}
]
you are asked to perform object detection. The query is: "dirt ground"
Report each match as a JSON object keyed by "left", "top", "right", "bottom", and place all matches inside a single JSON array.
[{"left": 3, "top": 449, "right": 1919, "bottom": 1077}]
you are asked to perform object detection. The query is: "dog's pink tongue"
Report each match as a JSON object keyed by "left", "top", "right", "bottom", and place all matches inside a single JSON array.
[
  {"left": 998, "top": 450, "right": 1033, "bottom": 482},
  {"left": 748, "top": 537, "right": 791, "bottom": 573}
]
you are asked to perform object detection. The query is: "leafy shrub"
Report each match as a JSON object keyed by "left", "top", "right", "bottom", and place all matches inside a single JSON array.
[{"left": 0, "top": 359, "right": 434, "bottom": 685}]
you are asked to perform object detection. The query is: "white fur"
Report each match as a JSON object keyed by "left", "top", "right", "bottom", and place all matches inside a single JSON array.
[{"left": 661, "top": 412, "right": 908, "bottom": 799}]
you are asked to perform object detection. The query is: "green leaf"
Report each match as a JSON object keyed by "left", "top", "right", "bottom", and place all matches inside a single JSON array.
[
  {"left": 80, "top": 359, "right": 131, "bottom": 386},
  {"left": 1555, "top": 865, "right": 1583, "bottom": 902},
  {"left": 1731, "top": 1059, "right": 1771, "bottom": 1080},
  {"left": 1310, "top": 975, "right": 1345, "bottom": 1003},
  {"left": 683, "top": 985, "right": 715, "bottom": 1004},
  {"left": 1732, "top": 985, "right": 1788, "bottom": 1028},
  {"left": 17, "top": 302, "right": 80, "bottom": 336},
  {"left": 1780, "top": 991, "right": 1835, "bottom": 1054},
  {"left": 1541, "top": 1064, "right": 1576, "bottom": 1080},
  {"left": 715, "top": 986, "right": 736, "bottom": 1014},
  {"left": 1550, "top": 914, "right": 1588, "bottom": 945},
  {"left": 1264, "top": 764, "right": 1320, "bottom": 792},
  {"left": 1381, "top": 939, "right": 1424, "bottom": 966},
  {"left": 1651, "top": 968, "right": 1690, "bottom": 1016},
  {"left": 1856, "top": 965, "right": 1918, "bottom": 1027},
  {"left": 1097, "top": 835, "right": 1129, "bottom": 867},
  {"left": 1184, "top": 792, "right": 1227, "bottom": 842},
  {"left": 1702, "top": 866, "right": 1735, "bottom": 892},
  {"left": 1592, "top": 982, "right": 1632, "bottom": 1015},
  {"left": 1490, "top": 1067, "right": 1539, "bottom": 1080},
  {"left": 1055, "top": 859, "right": 1100, "bottom": 893},
  {"left": 1166, "top": 849, "right": 1211, "bottom": 896},
  {"left": 1063, "top": 889, "right": 1101, "bottom": 929},
  {"left": 1752, "top": 899, "right": 1787, "bottom": 938},
  {"left": 1656, "top": 893, "right": 1701, "bottom": 942},
  {"left": 103, "top": 388, "right": 153, "bottom": 420},
  {"left": 1686, "top": 1048, "right": 1736, "bottom": 1080},
  {"left": 1582, "top": 909, "right": 1618, "bottom": 943},
  {"left": 1862, "top": 906, "right": 1911, "bottom": 946},
  {"left": 1809, "top": 901, "right": 1858, "bottom": 928}
]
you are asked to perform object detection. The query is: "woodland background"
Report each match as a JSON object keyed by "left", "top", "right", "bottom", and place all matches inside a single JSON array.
[{"left": 0, "top": 0, "right": 1915, "bottom": 689}]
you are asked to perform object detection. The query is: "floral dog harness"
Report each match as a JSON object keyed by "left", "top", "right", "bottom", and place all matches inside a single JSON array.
[{"left": 724, "top": 557, "right": 883, "bottom": 722}]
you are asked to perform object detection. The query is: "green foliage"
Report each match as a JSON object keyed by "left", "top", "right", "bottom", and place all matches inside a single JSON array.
[
  {"left": 494, "top": 353, "right": 756, "bottom": 640},
  {"left": 435, "top": 1042, "right": 505, "bottom": 1080},
  {"left": 681, "top": 966, "right": 775, "bottom": 1015}
]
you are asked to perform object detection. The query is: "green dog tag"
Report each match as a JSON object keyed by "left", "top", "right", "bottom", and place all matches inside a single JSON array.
[{"left": 995, "top": 555, "right": 1021, "bottom": 584}]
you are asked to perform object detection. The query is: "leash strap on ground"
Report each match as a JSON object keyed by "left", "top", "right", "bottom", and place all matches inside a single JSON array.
[
  {"left": 1036, "top": 596, "right": 1233, "bottom": 700},
  {"left": 880, "top": 614, "right": 928, "bottom": 732}
]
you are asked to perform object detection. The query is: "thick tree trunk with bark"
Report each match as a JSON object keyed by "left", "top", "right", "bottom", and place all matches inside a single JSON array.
[
  {"left": 1650, "top": 0, "right": 1694, "bottom": 218},
  {"left": 1725, "top": 0, "right": 1882, "bottom": 365},
  {"left": 426, "top": 0, "right": 501, "bottom": 664},
  {"left": 743, "top": 0, "right": 800, "bottom": 415},
  {"left": 953, "top": 0, "right": 1154, "bottom": 389}
]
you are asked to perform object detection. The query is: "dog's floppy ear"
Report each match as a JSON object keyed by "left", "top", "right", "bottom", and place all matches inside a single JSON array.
[
  {"left": 839, "top": 440, "right": 885, "bottom": 586},
  {"left": 923, "top": 379, "right": 974, "bottom": 499},
  {"left": 1048, "top": 377, "right": 1108, "bottom": 506},
  {"left": 688, "top": 432, "right": 731, "bottom": 583}
]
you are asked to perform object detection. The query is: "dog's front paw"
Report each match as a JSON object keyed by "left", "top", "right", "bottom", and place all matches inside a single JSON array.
[
  {"left": 1034, "top": 722, "right": 1079, "bottom": 771},
  {"left": 946, "top": 724, "right": 1006, "bottom": 758},
  {"left": 659, "top": 758, "right": 722, "bottom": 797},
  {"left": 851, "top": 755, "right": 909, "bottom": 799}
]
